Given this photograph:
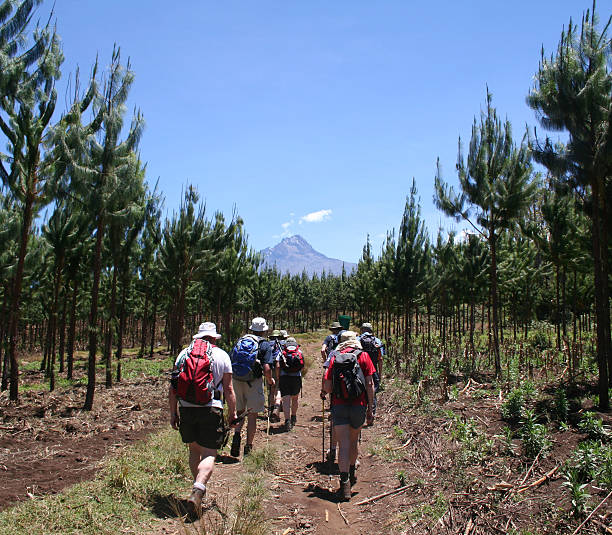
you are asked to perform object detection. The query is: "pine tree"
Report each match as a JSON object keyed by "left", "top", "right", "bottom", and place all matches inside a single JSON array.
[
  {"left": 526, "top": 1, "right": 612, "bottom": 409},
  {"left": 435, "top": 91, "right": 536, "bottom": 377}
]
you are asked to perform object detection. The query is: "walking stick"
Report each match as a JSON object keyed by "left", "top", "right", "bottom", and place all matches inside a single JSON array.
[
  {"left": 321, "top": 398, "right": 325, "bottom": 464},
  {"left": 328, "top": 398, "right": 333, "bottom": 465}
]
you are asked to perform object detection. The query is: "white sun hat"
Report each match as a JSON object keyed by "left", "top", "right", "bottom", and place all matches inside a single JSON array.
[
  {"left": 193, "top": 322, "right": 222, "bottom": 339},
  {"left": 249, "top": 317, "right": 269, "bottom": 332}
]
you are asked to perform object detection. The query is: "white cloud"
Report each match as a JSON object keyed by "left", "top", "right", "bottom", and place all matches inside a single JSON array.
[{"left": 300, "top": 209, "right": 332, "bottom": 224}]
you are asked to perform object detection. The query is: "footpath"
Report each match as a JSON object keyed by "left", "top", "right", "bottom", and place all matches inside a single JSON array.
[{"left": 152, "top": 339, "right": 402, "bottom": 535}]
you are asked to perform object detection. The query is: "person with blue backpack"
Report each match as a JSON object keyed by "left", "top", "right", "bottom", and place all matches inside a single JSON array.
[
  {"left": 358, "top": 322, "right": 384, "bottom": 416},
  {"left": 229, "top": 317, "right": 276, "bottom": 457}
]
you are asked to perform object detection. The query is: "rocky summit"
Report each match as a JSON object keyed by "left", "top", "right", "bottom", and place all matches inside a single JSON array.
[{"left": 259, "top": 235, "right": 356, "bottom": 276}]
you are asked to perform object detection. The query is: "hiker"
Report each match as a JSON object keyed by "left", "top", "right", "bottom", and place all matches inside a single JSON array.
[
  {"left": 277, "top": 336, "right": 304, "bottom": 431},
  {"left": 320, "top": 321, "right": 344, "bottom": 463},
  {"left": 322, "top": 330, "right": 375, "bottom": 501},
  {"left": 268, "top": 329, "right": 284, "bottom": 423},
  {"left": 169, "top": 322, "right": 237, "bottom": 514},
  {"left": 320, "top": 321, "right": 344, "bottom": 362},
  {"left": 229, "top": 317, "right": 276, "bottom": 457},
  {"left": 358, "top": 322, "right": 384, "bottom": 416}
]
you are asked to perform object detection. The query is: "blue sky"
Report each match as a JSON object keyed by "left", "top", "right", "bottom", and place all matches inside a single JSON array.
[{"left": 48, "top": 1, "right": 611, "bottom": 263}]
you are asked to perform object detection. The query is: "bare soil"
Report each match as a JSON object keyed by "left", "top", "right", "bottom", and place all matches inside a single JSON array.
[
  {"left": 2, "top": 343, "right": 611, "bottom": 534},
  {"left": 0, "top": 362, "right": 167, "bottom": 510}
]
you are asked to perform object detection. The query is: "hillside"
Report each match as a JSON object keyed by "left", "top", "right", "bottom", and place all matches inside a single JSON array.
[{"left": 260, "top": 235, "right": 356, "bottom": 276}]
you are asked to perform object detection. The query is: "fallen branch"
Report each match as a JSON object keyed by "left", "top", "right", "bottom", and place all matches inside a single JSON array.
[
  {"left": 519, "top": 451, "right": 541, "bottom": 486},
  {"left": 460, "top": 378, "right": 472, "bottom": 395},
  {"left": 463, "top": 517, "right": 474, "bottom": 535},
  {"left": 517, "top": 465, "right": 560, "bottom": 493},
  {"left": 571, "top": 489, "right": 612, "bottom": 535},
  {"left": 356, "top": 485, "right": 411, "bottom": 506},
  {"left": 337, "top": 502, "right": 349, "bottom": 525}
]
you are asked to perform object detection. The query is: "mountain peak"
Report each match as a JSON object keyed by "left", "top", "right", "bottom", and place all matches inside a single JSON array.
[{"left": 260, "top": 235, "right": 355, "bottom": 276}]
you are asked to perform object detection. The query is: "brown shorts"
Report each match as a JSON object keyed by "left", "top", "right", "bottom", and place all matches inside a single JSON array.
[{"left": 178, "top": 406, "right": 225, "bottom": 449}]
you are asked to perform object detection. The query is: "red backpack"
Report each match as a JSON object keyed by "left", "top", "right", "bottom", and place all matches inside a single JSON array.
[
  {"left": 176, "top": 339, "right": 216, "bottom": 405},
  {"left": 280, "top": 343, "right": 304, "bottom": 373}
]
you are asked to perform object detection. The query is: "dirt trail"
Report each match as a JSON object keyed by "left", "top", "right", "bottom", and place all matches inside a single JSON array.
[{"left": 153, "top": 340, "right": 402, "bottom": 535}]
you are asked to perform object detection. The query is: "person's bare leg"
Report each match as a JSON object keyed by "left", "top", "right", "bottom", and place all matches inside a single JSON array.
[
  {"left": 189, "top": 443, "right": 216, "bottom": 485},
  {"left": 291, "top": 394, "right": 299, "bottom": 418},
  {"left": 246, "top": 412, "right": 257, "bottom": 446},
  {"left": 282, "top": 395, "right": 291, "bottom": 421},
  {"left": 335, "top": 424, "right": 351, "bottom": 473}
]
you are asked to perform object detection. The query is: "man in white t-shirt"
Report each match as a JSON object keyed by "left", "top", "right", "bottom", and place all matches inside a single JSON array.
[{"left": 169, "top": 322, "right": 237, "bottom": 515}]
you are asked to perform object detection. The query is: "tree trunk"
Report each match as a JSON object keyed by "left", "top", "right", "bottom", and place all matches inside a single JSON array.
[
  {"left": 8, "top": 191, "right": 35, "bottom": 401},
  {"left": 84, "top": 215, "right": 104, "bottom": 411}
]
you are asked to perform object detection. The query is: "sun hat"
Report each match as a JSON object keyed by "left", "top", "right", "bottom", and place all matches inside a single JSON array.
[
  {"left": 286, "top": 336, "right": 297, "bottom": 345},
  {"left": 279, "top": 330, "right": 288, "bottom": 339},
  {"left": 271, "top": 329, "right": 282, "bottom": 338},
  {"left": 361, "top": 322, "right": 373, "bottom": 332},
  {"left": 329, "top": 321, "right": 343, "bottom": 330},
  {"left": 336, "top": 330, "right": 362, "bottom": 351},
  {"left": 249, "top": 317, "right": 269, "bottom": 332},
  {"left": 193, "top": 322, "right": 222, "bottom": 340}
]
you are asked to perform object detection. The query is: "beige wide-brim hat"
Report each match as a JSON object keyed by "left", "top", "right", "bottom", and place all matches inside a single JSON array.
[
  {"left": 249, "top": 317, "right": 269, "bottom": 332},
  {"left": 193, "top": 322, "right": 222, "bottom": 339},
  {"left": 336, "top": 330, "right": 362, "bottom": 352}
]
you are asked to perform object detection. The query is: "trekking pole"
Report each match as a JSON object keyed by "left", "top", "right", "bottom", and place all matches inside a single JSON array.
[
  {"left": 321, "top": 397, "right": 325, "bottom": 464},
  {"left": 328, "top": 398, "right": 333, "bottom": 466},
  {"left": 266, "top": 382, "right": 271, "bottom": 439}
]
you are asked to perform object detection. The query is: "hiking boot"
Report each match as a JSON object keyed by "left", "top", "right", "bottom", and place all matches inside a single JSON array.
[
  {"left": 230, "top": 433, "right": 241, "bottom": 457},
  {"left": 270, "top": 406, "right": 281, "bottom": 423},
  {"left": 187, "top": 487, "right": 205, "bottom": 515},
  {"left": 284, "top": 419, "right": 292, "bottom": 432},
  {"left": 243, "top": 444, "right": 253, "bottom": 456},
  {"left": 339, "top": 479, "right": 351, "bottom": 501},
  {"left": 326, "top": 448, "right": 336, "bottom": 464}
]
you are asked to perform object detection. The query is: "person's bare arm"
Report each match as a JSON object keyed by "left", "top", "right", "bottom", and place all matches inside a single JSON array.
[
  {"left": 263, "top": 363, "right": 275, "bottom": 387},
  {"left": 365, "top": 375, "right": 375, "bottom": 425},
  {"left": 222, "top": 372, "right": 238, "bottom": 427},
  {"left": 323, "top": 378, "right": 333, "bottom": 394},
  {"left": 321, "top": 344, "right": 327, "bottom": 362}
]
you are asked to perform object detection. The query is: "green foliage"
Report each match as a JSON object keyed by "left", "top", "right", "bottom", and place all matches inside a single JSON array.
[
  {"left": 502, "top": 389, "right": 526, "bottom": 422},
  {"left": 578, "top": 412, "right": 611, "bottom": 442},
  {"left": 554, "top": 388, "right": 569, "bottom": 423},
  {"left": 520, "top": 409, "right": 551, "bottom": 459},
  {"left": 562, "top": 468, "right": 591, "bottom": 517},
  {"left": 449, "top": 415, "right": 493, "bottom": 465}
]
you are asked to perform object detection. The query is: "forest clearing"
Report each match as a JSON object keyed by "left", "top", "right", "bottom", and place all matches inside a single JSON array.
[
  {"left": 0, "top": 0, "right": 611, "bottom": 533},
  {"left": 1, "top": 334, "right": 611, "bottom": 534}
]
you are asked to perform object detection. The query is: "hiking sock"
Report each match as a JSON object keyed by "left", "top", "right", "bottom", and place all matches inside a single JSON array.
[
  {"left": 290, "top": 414, "right": 296, "bottom": 425},
  {"left": 193, "top": 482, "right": 206, "bottom": 493},
  {"left": 340, "top": 472, "right": 349, "bottom": 483}
]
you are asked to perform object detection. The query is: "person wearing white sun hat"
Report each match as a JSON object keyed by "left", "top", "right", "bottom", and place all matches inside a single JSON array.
[
  {"left": 169, "top": 322, "right": 237, "bottom": 515},
  {"left": 229, "top": 317, "right": 276, "bottom": 457}
]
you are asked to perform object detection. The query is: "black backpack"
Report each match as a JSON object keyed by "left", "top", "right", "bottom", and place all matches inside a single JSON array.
[
  {"left": 360, "top": 333, "right": 381, "bottom": 368},
  {"left": 331, "top": 350, "right": 366, "bottom": 400}
]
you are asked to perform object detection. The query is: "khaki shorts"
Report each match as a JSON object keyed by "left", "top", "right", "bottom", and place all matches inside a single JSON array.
[{"left": 233, "top": 377, "right": 265, "bottom": 414}]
